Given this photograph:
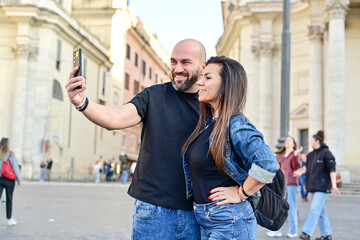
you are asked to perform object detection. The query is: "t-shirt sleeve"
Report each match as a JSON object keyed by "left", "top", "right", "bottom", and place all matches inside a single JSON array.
[{"left": 129, "top": 89, "right": 150, "bottom": 120}]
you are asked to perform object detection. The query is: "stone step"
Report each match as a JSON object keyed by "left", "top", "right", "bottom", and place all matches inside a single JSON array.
[{"left": 337, "top": 183, "right": 360, "bottom": 195}]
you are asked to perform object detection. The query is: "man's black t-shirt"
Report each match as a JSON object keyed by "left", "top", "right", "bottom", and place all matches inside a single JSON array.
[{"left": 128, "top": 82, "right": 199, "bottom": 210}]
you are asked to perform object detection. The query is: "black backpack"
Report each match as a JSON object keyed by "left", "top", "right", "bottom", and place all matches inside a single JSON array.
[{"left": 230, "top": 139, "right": 289, "bottom": 231}]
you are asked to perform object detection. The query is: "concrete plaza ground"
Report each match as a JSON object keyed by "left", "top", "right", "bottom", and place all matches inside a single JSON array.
[{"left": 0, "top": 181, "right": 359, "bottom": 240}]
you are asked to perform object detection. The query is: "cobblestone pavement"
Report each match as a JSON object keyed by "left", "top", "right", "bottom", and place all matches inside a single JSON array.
[{"left": 0, "top": 181, "right": 359, "bottom": 239}]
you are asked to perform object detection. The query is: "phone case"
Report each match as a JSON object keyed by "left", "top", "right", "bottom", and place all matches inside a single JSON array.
[{"left": 73, "top": 48, "right": 82, "bottom": 77}]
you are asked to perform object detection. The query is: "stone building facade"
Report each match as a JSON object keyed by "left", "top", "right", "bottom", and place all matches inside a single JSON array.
[
  {"left": 0, "top": 0, "right": 169, "bottom": 180},
  {"left": 217, "top": 0, "right": 360, "bottom": 182}
]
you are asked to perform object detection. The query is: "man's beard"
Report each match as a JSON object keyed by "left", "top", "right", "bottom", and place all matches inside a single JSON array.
[{"left": 170, "top": 70, "right": 199, "bottom": 92}]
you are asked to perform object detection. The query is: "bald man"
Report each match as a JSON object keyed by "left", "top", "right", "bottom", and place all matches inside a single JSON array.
[{"left": 66, "top": 39, "right": 206, "bottom": 239}]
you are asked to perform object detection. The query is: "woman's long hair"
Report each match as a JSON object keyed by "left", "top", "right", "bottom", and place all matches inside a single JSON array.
[
  {"left": 0, "top": 138, "right": 10, "bottom": 159},
  {"left": 182, "top": 56, "right": 247, "bottom": 173},
  {"left": 275, "top": 136, "right": 297, "bottom": 156}
]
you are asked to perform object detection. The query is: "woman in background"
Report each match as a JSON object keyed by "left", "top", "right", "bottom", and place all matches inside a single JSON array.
[{"left": 0, "top": 137, "right": 22, "bottom": 226}]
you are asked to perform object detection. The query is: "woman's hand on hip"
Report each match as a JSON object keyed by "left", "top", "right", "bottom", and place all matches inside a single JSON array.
[{"left": 209, "top": 186, "right": 245, "bottom": 206}]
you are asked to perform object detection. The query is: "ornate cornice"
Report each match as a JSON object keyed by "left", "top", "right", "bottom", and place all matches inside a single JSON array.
[
  {"left": 259, "top": 42, "right": 274, "bottom": 57},
  {"left": 308, "top": 25, "right": 323, "bottom": 41},
  {"left": 326, "top": 0, "right": 349, "bottom": 20},
  {"left": 12, "top": 43, "right": 30, "bottom": 58}
]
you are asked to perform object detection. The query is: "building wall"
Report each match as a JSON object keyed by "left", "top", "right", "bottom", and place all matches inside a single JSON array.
[
  {"left": 0, "top": 1, "right": 121, "bottom": 180},
  {"left": 217, "top": 0, "right": 360, "bottom": 181}
]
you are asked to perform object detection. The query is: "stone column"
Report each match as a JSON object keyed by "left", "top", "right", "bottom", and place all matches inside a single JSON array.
[
  {"left": 259, "top": 42, "right": 274, "bottom": 144},
  {"left": 308, "top": 25, "right": 324, "bottom": 137},
  {"left": 11, "top": 38, "right": 30, "bottom": 163},
  {"left": 22, "top": 43, "right": 38, "bottom": 179},
  {"left": 326, "top": 0, "right": 349, "bottom": 166}
]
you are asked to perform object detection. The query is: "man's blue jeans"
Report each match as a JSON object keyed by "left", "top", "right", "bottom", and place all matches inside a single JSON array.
[
  {"left": 132, "top": 200, "right": 200, "bottom": 240},
  {"left": 302, "top": 192, "right": 332, "bottom": 237},
  {"left": 193, "top": 200, "right": 256, "bottom": 240}
]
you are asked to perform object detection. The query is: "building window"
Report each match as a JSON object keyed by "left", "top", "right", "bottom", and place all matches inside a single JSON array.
[
  {"left": 125, "top": 73, "right": 130, "bottom": 90},
  {"left": 126, "top": 44, "right": 131, "bottom": 60},
  {"left": 52, "top": 79, "right": 63, "bottom": 101},
  {"left": 102, "top": 71, "right": 106, "bottom": 96},
  {"left": 134, "top": 80, "right": 139, "bottom": 94},
  {"left": 142, "top": 60, "right": 146, "bottom": 77},
  {"left": 149, "top": 67, "right": 152, "bottom": 80},
  {"left": 135, "top": 52, "right": 138, "bottom": 67},
  {"left": 131, "top": 135, "right": 135, "bottom": 151},
  {"left": 300, "top": 129, "right": 309, "bottom": 154},
  {"left": 56, "top": 40, "right": 62, "bottom": 70},
  {"left": 155, "top": 73, "right": 158, "bottom": 84},
  {"left": 113, "top": 91, "right": 119, "bottom": 105},
  {"left": 122, "top": 133, "right": 126, "bottom": 148}
]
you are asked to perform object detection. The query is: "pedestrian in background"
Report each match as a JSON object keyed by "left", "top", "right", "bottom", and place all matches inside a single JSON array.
[
  {"left": 295, "top": 130, "right": 340, "bottom": 240},
  {"left": 267, "top": 136, "right": 302, "bottom": 238},
  {"left": 45, "top": 158, "right": 53, "bottom": 181},
  {"left": 182, "top": 56, "right": 279, "bottom": 239},
  {"left": 88, "top": 163, "right": 93, "bottom": 180},
  {"left": 299, "top": 153, "right": 309, "bottom": 202},
  {"left": 40, "top": 160, "right": 46, "bottom": 182},
  {"left": 0, "top": 138, "right": 22, "bottom": 226},
  {"left": 93, "top": 161, "right": 101, "bottom": 183}
]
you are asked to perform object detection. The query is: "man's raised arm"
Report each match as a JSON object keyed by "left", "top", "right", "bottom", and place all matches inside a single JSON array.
[{"left": 65, "top": 67, "right": 141, "bottom": 130}]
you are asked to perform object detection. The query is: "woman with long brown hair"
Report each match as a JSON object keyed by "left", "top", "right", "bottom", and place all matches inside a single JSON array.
[
  {"left": 0, "top": 137, "right": 22, "bottom": 226},
  {"left": 182, "top": 56, "right": 279, "bottom": 239}
]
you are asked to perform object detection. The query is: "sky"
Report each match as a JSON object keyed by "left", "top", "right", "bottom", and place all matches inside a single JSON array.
[{"left": 128, "top": 0, "right": 224, "bottom": 58}]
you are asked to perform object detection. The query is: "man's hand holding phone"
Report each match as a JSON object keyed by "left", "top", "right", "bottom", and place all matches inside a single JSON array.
[
  {"left": 66, "top": 66, "right": 87, "bottom": 106},
  {"left": 65, "top": 48, "right": 86, "bottom": 106}
]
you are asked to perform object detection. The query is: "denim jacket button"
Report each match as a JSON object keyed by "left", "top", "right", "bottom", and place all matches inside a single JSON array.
[{"left": 230, "top": 172, "right": 234, "bottom": 176}]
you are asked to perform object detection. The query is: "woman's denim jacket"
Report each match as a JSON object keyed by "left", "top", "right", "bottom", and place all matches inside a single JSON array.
[{"left": 182, "top": 114, "right": 280, "bottom": 200}]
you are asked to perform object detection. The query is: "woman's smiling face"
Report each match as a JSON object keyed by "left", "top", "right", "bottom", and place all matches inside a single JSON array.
[{"left": 197, "top": 63, "right": 222, "bottom": 108}]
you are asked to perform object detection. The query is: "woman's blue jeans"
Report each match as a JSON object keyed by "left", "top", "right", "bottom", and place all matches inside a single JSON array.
[
  {"left": 299, "top": 175, "right": 308, "bottom": 199},
  {"left": 193, "top": 200, "right": 256, "bottom": 240},
  {"left": 40, "top": 169, "right": 45, "bottom": 182},
  {"left": 302, "top": 192, "right": 332, "bottom": 236}
]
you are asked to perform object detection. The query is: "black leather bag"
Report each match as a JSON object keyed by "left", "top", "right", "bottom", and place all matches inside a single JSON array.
[{"left": 230, "top": 139, "right": 289, "bottom": 231}]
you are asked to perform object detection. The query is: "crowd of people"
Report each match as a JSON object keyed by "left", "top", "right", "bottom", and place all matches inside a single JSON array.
[{"left": 0, "top": 38, "right": 342, "bottom": 239}]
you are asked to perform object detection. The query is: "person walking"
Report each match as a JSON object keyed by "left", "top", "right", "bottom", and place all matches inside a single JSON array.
[
  {"left": 299, "top": 153, "right": 309, "bottom": 202},
  {"left": 266, "top": 137, "right": 302, "bottom": 238},
  {"left": 0, "top": 138, "right": 22, "bottom": 226},
  {"left": 182, "top": 56, "right": 279, "bottom": 239},
  {"left": 65, "top": 39, "right": 207, "bottom": 239},
  {"left": 294, "top": 130, "right": 340, "bottom": 240},
  {"left": 40, "top": 161, "right": 46, "bottom": 182},
  {"left": 45, "top": 158, "right": 53, "bottom": 181},
  {"left": 93, "top": 161, "right": 101, "bottom": 183}
]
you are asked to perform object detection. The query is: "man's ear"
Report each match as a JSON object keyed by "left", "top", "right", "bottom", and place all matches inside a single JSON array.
[{"left": 199, "top": 61, "right": 206, "bottom": 76}]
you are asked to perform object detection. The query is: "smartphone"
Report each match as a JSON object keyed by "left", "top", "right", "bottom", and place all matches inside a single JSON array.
[{"left": 73, "top": 48, "right": 82, "bottom": 90}]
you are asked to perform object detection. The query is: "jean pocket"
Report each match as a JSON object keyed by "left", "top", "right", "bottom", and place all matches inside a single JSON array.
[
  {"left": 207, "top": 205, "right": 234, "bottom": 223},
  {"left": 135, "top": 201, "right": 160, "bottom": 219}
]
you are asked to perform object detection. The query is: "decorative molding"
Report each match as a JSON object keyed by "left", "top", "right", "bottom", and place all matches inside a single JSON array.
[
  {"left": 290, "top": 103, "right": 309, "bottom": 120},
  {"left": 12, "top": 43, "right": 30, "bottom": 58},
  {"left": 294, "top": 71, "right": 309, "bottom": 95},
  {"left": 327, "top": 0, "right": 349, "bottom": 20},
  {"left": 308, "top": 25, "right": 323, "bottom": 41},
  {"left": 259, "top": 42, "right": 274, "bottom": 57},
  {"left": 251, "top": 45, "right": 260, "bottom": 58}
]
